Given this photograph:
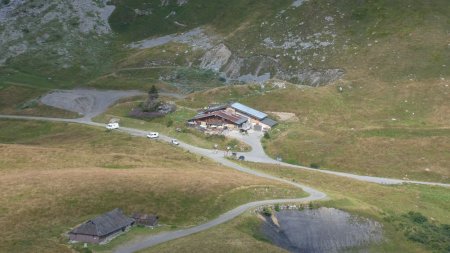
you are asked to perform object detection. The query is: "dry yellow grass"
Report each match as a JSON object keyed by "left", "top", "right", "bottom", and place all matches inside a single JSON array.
[
  {"left": 0, "top": 120, "right": 304, "bottom": 253},
  {"left": 182, "top": 76, "right": 450, "bottom": 183}
]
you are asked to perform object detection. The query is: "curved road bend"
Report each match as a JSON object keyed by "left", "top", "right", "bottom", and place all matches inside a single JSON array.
[
  {"left": 1, "top": 115, "right": 449, "bottom": 189},
  {"left": 224, "top": 130, "right": 450, "bottom": 187},
  {"left": 0, "top": 115, "right": 326, "bottom": 252},
  {"left": 1, "top": 115, "right": 449, "bottom": 252}
]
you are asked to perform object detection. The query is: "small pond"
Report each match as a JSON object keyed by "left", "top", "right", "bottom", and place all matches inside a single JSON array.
[{"left": 261, "top": 207, "right": 383, "bottom": 253}]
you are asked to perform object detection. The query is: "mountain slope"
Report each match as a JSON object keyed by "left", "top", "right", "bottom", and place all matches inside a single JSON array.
[{"left": 0, "top": 0, "right": 448, "bottom": 90}]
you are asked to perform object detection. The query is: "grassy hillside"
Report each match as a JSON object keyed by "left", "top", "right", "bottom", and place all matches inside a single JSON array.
[
  {"left": 1, "top": 0, "right": 447, "bottom": 182},
  {"left": 0, "top": 120, "right": 305, "bottom": 253},
  {"left": 109, "top": 0, "right": 291, "bottom": 41},
  {"left": 139, "top": 161, "right": 450, "bottom": 253},
  {"left": 0, "top": 84, "right": 79, "bottom": 118},
  {"left": 181, "top": 78, "right": 450, "bottom": 183},
  {"left": 1, "top": 0, "right": 448, "bottom": 95}
]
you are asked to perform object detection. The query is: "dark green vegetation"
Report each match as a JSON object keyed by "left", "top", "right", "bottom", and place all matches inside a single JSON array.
[
  {"left": 236, "top": 162, "right": 450, "bottom": 253},
  {"left": 109, "top": 0, "right": 291, "bottom": 41},
  {"left": 1, "top": 0, "right": 449, "bottom": 90},
  {"left": 386, "top": 212, "right": 450, "bottom": 253},
  {"left": 0, "top": 120, "right": 305, "bottom": 253}
]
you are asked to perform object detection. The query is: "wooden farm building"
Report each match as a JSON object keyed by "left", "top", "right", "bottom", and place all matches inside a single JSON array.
[
  {"left": 188, "top": 102, "right": 277, "bottom": 132},
  {"left": 131, "top": 213, "right": 159, "bottom": 227},
  {"left": 69, "top": 208, "right": 135, "bottom": 244}
]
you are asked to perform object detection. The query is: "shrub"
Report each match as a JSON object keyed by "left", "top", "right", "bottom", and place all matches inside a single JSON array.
[
  {"left": 129, "top": 108, "right": 165, "bottom": 119},
  {"left": 308, "top": 202, "right": 316, "bottom": 209},
  {"left": 407, "top": 211, "right": 428, "bottom": 224},
  {"left": 166, "top": 119, "right": 173, "bottom": 127},
  {"left": 389, "top": 212, "right": 450, "bottom": 253},
  {"left": 263, "top": 132, "right": 270, "bottom": 139},
  {"left": 262, "top": 207, "right": 272, "bottom": 216},
  {"left": 274, "top": 204, "right": 280, "bottom": 212},
  {"left": 310, "top": 163, "right": 320, "bottom": 169}
]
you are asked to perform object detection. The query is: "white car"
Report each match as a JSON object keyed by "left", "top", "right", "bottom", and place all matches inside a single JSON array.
[
  {"left": 171, "top": 139, "right": 180, "bottom": 145},
  {"left": 147, "top": 132, "right": 159, "bottom": 139},
  {"left": 106, "top": 123, "right": 119, "bottom": 130}
]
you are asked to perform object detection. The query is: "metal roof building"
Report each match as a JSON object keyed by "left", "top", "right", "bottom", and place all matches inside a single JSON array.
[
  {"left": 230, "top": 102, "right": 268, "bottom": 120},
  {"left": 261, "top": 117, "right": 278, "bottom": 127}
]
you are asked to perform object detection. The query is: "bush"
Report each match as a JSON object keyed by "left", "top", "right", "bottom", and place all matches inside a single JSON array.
[
  {"left": 166, "top": 119, "right": 173, "bottom": 127},
  {"left": 390, "top": 212, "right": 450, "bottom": 253},
  {"left": 263, "top": 132, "right": 270, "bottom": 139},
  {"left": 274, "top": 204, "right": 280, "bottom": 212},
  {"left": 129, "top": 108, "right": 165, "bottom": 119},
  {"left": 262, "top": 207, "right": 272, "bottom": 216},
  {"left": 407, "top": 211, "right": 428, "bottom": 224},
  {"left": 308, "top": 202, "right": 317, "bottom": 209},
  {"left": 310, "top": 163, "right": 320, "bottom": 169}
]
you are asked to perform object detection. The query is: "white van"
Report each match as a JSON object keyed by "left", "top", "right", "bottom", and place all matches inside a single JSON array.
[
  {"left": 106, "top": 123, "right": 119, "bottom": 130},
  {"left": 147, "top": 132, "right": 159, "bottom": 139}
]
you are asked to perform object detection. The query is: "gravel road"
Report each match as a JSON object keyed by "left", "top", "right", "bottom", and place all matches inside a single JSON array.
[
  {"left": 225, "top": 130, "right": 450, "bottom": 187},
  {"left": 1, "top": 111, "right": 448, "bottom": 252}
]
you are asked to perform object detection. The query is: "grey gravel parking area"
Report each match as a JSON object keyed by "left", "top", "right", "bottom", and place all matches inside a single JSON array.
[{"left": 40, "top": 89, "right": 143, "bottom": 120}]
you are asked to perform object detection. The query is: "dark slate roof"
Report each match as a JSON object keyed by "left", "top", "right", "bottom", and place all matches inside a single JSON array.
[
  {"left": 260, "top": 117, "right": 278, "bottom": 127},
  {"left": 203, "top": 104, "right": 228, "bottom": 113},
  {"left": 70, "top": 209, "right": 134, "bottom": 237},
  {"left": 230, "top": 102, "right": 267, "bottom": 120},
  {"left": 191, "top": 111, "right": 248, "bottom": 125}
]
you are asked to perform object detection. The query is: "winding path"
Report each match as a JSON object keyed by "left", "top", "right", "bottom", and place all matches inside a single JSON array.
[{"left": 1, "top": 114, "right": 449, "bottom": 252}]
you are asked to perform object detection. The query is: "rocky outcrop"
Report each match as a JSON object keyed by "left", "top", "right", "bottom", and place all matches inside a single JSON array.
[
  {"left": 199, "top": 44, "right": 343, "bottom": 86},
  {"left": 199, "top": 44, "right": 232, "bottom": 71},
  {"left": 0, "top": 0, "right": 115, "bottom": 65}
]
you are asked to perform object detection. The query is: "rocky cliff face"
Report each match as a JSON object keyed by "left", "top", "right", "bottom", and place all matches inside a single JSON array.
[
  {"left": 0, "top": 0, "right": 115, "bottom": 66},
  {"left": 0, "top": 0, "right": 346, "bottom": 88},
  {"left": 199, "top": 44, "right": 232, "bottom": 71},
  {"left": 199, "top": 43, "right": 343, "bottom": 86}
]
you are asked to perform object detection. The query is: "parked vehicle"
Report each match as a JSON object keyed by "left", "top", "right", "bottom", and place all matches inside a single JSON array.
[
  {"left": 238, "top": 155, "right": 245, "bottom": 161},
  {"left": 147, "top": 132, "right": 159, "bottom": 139},
  {"left": 171, "top": 139, "right": 180, "bottom": 145},
  {"left": 106, "top": 123, "right": 119, "bottom": 130}
]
